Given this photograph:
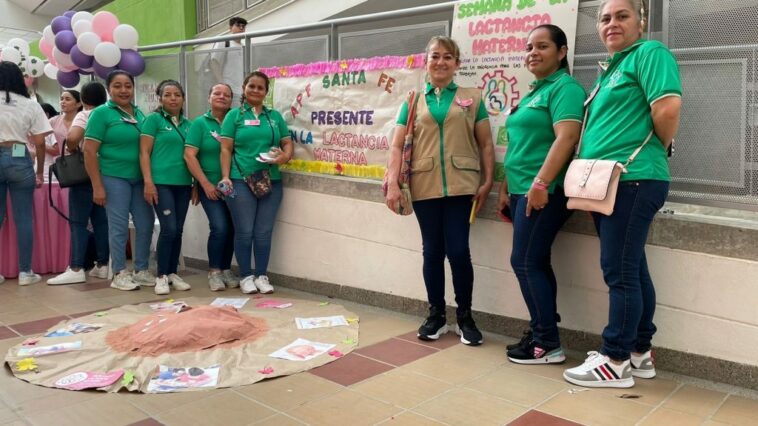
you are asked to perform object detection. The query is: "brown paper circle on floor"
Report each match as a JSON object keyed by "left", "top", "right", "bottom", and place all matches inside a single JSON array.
[{"left": 3, "top": 296, "right": 359, "bottom": 393}]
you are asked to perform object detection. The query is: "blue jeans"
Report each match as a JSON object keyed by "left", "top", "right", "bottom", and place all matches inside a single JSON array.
[
  {"left": 0, "top": 146, "right": 35, "bottom": 272},
  {"left": 154, "top": 185, "right": 191, "bottom": 276},
  {"left": 101, "top": 175, "right": 155, "bottom": 274},
  {"left": 68, "top": 184, "right": 109, "bottom": 269},
  {"left": 510, "top": 188, "right": 573, "bottom": 347},
  {"left": 199, "top": 189, "right": 235, "bottom": 270},
  {"left": 593, "top": 180, "right": 669, "bottom": 361},
  {"left": 412, "top": 195, "right": 474, "bottom": 314},
  {"left": 225, "top": 179, "right": 283, "bottom": 277}
]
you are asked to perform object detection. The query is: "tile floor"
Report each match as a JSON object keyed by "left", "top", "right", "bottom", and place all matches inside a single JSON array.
[{"left": 0, "top": 269, "right": 757, "bottom": 426}]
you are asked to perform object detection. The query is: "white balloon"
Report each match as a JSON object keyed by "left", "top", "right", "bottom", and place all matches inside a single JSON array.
[
  {"left": 72, "top": 20, "right": 92, "bottom": 38},
  {"left": 7, "top": 38, "right": 29, "bottom": 57},
  {"left": 93, "top": 42, "right": 121, "bottom": 67},
  {"left": 53, "top": 46, "right": 75, "bottom": 68},
  {"left": 43, "top": 25, "right": 55, "bottom": 44},
  {"left": 44, "top": 63, "right": 59, "bottom": 80},
  {"left": 1, "top": 47, "right": 21, "bottom": 65},
  {"left": 76, "top": 31, "right": 101, "bottom": 56},
  {"left": 26, "top": 56, "right": 45, "bottom": 78},
  {"left": 71, "top": 11, "right": 94, "bottom": 26},
  {"left": 113, "top": 24, "right": 139, "bottom": 49}
]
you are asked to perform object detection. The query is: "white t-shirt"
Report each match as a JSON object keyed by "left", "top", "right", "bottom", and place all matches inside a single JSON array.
[
  {"left": 210, "top": 40, "right": 244, "bottom": 92},
  {"left": 72, "top": 109, "right": 92, "bottom": 129},
  {"left": 0, "top": 92, "right": 52, "bottom": 143}
]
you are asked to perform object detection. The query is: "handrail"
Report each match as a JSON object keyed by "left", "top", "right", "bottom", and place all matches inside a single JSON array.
[{"left": 139, "top": 1, "right": 461, "bottom": 51}]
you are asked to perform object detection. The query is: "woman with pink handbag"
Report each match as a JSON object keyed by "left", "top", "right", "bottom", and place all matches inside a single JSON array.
[
  {"left": 497, "top": 25, "right": 585, "bottom": 365},
  {"left": 385, "top": 36, "right": 495, "bottom": 346},
  {"left": 562, "top": 0, "right": 682, "bottom": 388}
]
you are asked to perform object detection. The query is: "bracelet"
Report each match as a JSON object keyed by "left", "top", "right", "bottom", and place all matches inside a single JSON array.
[{"left": 532, "top": 181, "right": 548, "bottom": 191}]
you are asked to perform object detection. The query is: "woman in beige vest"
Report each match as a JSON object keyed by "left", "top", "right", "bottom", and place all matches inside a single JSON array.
[{"left": 385, "top": 36, "right": 495, "bottom": 345}]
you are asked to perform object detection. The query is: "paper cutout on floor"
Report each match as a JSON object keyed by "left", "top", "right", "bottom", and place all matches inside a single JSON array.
[
  {"left": 21, "top": 338, "right": 39, "bottom": 346},
  {"left": 148, "top": 301, "right": 188, "bottom": 313},
  {"left": 258, "top": 366, "right": 274, "bottom": 375},
  {"left": 121, "top": 370, "right": 135, "bottom": 386},
  {"left": 15, "top": 358, "right": 38, "bottom": 372},
  {"left": 328, "top": 350, "right": 344, "bottom": 358},
  {"left": 17, "top": 341, "right": 82, "bottom": 357},
  {"left": 209, "top": 297, "right": 249, "bottom": 309},
  {"left": 295, "top": 316, "right": 349, "bottom": 330},
  {"left": 54, "top": 370, "right": 124, "bottom": 390},
  {"left": 269, "top": 338, "right": 335, "bottom": 361},
  {"left": 94, "top": 312, "right": 107, "bottom": 317},
  {"left": 255, "top": 300, "right": 293, "bottom": 309},
  {"left": 147, "top": 365, "right": 220, "bottom": 393},
  {"left": 44, "top": 322, "right": 104, "bottom": 337}
]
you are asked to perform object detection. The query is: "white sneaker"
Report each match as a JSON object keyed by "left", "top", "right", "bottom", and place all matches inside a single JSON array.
[
  {"left": 240, "top": 275, "right": 258, "bottom": 294},
  {"left": 110, "top": 271, "right": 139, "bottom": 291},
  {"left": 168, "top": 273, "right": 191, "bottom": 291},
  {"left": 18, "top": 271, "right": 41, "bottom": 286},
  {"left": 563, "top": 351, "right": 634, "bottom": 388},
  {"left": 155, "top": 275, "right": 170, "bottom": 295},
  {"left": 208, "top": 271, "right": 226, "bottom": 291},
  {"left": 88, "top": 264, "right": 109, "bottom": 279},
  {"left": 221, "top": 269, "right": 240, "bottom": 288},
  {"left": 631, "top": 350, "right": 656, "bottom": 378},
  {"left": 253, "top": 275, "right": 274, "bottom": 294},
  {"left": 133, "top": 270, "right": 156, "bottom": 286},
  {"left": 47, "top": 267, "right": 86, "bottom": 285}
]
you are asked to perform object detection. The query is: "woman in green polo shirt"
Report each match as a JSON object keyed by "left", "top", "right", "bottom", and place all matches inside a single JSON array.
[
  {"left": 563, "top": 0, "right": 682, "bottom": 389},
  {"left": 84, "top": 70, "right": 156, "bottom": 291},
  {"left": 184, "top": 83, "right": 239, "bottom": 292},
  {"left": 140, "top": 80, "right": 193, "bottom": 296},
  {"left": 218, "top": 71, "right": 293, "bottom": 295},
  {"left": 385, "top": 36, "right": 495, "bottom": 346},
  {"left": 497, "top": 24, "right": 585, "bottom": 365}
]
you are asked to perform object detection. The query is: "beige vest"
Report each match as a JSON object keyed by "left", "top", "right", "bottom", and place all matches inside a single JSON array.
[{"left": 410, "top": 87, "right": 482, "bottom": 201}]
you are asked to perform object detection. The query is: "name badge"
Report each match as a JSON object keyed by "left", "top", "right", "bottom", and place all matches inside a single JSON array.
[
  {"left": 244, "top": 119, "right": 260, "bottom": 126},
  {"left": 11, "top": 143, "right": 26, "bottom": 157}
]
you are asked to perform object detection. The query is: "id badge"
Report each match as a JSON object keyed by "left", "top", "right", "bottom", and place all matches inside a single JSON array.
[
  {"left": 244, "top": 119, "right": 260, "bottom": 126},
  {"left": 11, "top": 143, "right": 26, "bottom": 157}
]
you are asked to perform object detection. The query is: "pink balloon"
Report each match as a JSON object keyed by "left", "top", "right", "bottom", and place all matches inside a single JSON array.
[
  {"left": 39, "top": 39, "right": 53, "bottom": 58},
  {"left": 91, "top": 11, "right": 119, "bottom": 42},
  {"left": 49, "top": 56, "right": 58, "bottom": 66}
]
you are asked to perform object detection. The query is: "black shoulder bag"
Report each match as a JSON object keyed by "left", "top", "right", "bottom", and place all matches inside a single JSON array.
[{"left": 49, "top": 139, "right": 90, "bottom": 221}]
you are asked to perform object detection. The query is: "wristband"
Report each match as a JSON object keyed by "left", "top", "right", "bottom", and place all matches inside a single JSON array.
[{"left": 532, "top": 181, "right": 548, "bottom": 191}]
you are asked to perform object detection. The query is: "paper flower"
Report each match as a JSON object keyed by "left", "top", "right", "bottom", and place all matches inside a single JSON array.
[
  {"left": 455, "top": 97, "right": 474, "bottom": 111},
  {"left": 121, "top": 370, "right": 135, "bottom": 386},
  {"left": 335, "top": 163, "right": 344, "bottom": 175},
  {"left": 406, "top": 55, "right": 415, "bottom": 68},
  {"left": 21, "top": 338, "right": 39, "bottom": 346},
  {"left": 16, "top": 358, "right": 38, "bottom": 372},
  {"left": 258, "top": 366, "right": 274, "bottom": 375},
  {"left": 328, "top": 350, "right": 344, "bottom": 358},
  {"left": 339, "top": 61, "right": 348, "bottom": 70},
  {"left": 279, "top": 67, "right": 287, "bottom": 76}
]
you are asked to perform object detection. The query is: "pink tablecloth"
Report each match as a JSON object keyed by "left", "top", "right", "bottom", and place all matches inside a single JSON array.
[{"left": 0, "top": 183, "right": 71, "bottom": 278}]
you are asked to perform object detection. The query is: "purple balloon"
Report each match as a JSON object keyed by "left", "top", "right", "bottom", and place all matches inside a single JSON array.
[
  {"left": 117, "top": 49, "right": 145, "bottom": 76},
  {"left": 51, "top": 16, "right": 72, "bottom": 34},
  {"left": 54, "top": 30, "right": 77, "bottom": 54},
  {"left": 57, "top": 69, "right": 80, "bottom": 88},
  {"left": 63, "top": 11, "right": 76, "bottom": 18},
  {"left": 92, "top": 60, "right": 116, "bottom": 79},
  {"left": 70, "top": 45, "right": 93, "bottom": 68}
]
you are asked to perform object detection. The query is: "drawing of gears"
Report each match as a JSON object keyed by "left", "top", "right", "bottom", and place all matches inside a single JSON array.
[{"left": 479, "top": 70, "right": 520, "bottom": 117}]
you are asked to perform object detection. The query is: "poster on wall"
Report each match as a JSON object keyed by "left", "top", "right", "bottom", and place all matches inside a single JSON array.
[
  {"left": 451, "top": 0, "right": 579, "bottom": 181},
  {"left": 260, "top": 56, "right": 426, "bottom": 179}
]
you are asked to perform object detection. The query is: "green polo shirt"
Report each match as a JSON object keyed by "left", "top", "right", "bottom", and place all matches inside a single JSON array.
[
  {"left": 220, "top": 103, "right": 289, "bottom": 180},
  {"left": 141, "top": 109, "right": 193, "bottom": 186},
  {"left": 85, "top": 100, "right": 146, "bottom": 179},
  {"left": 396, "top": 82, "right": 488, "bottom": 126},
  {"left": 186, "top": 110, "right": 224, "bottom": 186},
  {"left": 581, "top": 39, "right": 682, "bottom": 182},
  {"left": 505, "top": 68, "right": 585, "bottom": 194}
]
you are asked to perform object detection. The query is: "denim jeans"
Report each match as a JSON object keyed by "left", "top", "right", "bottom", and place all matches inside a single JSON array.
[
  {"left": 510, "top": 187, "right": 573, "bottom": 347},
  {"left": 154, "top": 185, "right": 191, "bottom": 276},
  {"left": 225, "top": 179, "right": 283, "bottom": 277},
  {"left": 68, "top": 183, "right": 109, "bottom": 269},
  {"left": 101, "top": 175, "right": 155, "bottom": 274},
  {"left": 199, "top": 189, "right": 235, "bottom": 270},
  {"left": 0, "top": 146, "right": 35, "bottom": 272},
  {"left": 412, "top": 195, "right": 474, "bottom": 315},
  {"left": 593, "top": 180, "right": 669, "bottom": 361}
]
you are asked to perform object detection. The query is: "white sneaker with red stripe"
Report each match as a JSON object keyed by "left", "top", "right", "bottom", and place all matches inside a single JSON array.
[{"left": 563, "top": 351, "right": 634, "bottom": 388}]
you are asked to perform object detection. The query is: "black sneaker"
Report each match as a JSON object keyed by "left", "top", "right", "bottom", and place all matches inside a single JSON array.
[
  {"left": 455, "top": 310, "right": 483, "bottom": 346},
  {"left": 507, "top": 340, "right": 566, "bottom": 365},
  {"left": 506, "top": 329, "right": 533, "bottom": 351},
  {"left": 417, "top": 306, "right": 448, "bottom": 341}
]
